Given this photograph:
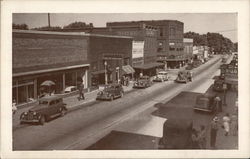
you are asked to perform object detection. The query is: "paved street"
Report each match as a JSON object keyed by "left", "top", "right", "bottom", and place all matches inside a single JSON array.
[{"left": 12, "top": 55, "right": 238, "bottom": 150}]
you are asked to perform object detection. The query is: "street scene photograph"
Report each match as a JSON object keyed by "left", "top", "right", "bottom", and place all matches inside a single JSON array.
[{"left": 11, "top": 12, "right": 238, "bottom": 151}]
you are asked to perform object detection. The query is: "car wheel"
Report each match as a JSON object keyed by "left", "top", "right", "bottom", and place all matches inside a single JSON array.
[
  {"left": 60, "top": 108, "right": 67, "bottom": 117},
  {"left": 39, "top": 115, "right": 45, "bottom": 125}
]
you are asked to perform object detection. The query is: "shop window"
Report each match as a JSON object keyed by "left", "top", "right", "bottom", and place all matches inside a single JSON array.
[
  {"left": 169, "top": 47, "right": 175, "bottom": 51},
  {"left": 157, "top": 48, "right": 163, "bottom": 52},
  {"left": 65, "top": 72, "right": 77, "bottom": 87},
  {"left": 18, "top": 86, "right": 27, "bottom": 104},
  {"left": 159, "top": 28, "right": 163, "bottom": 36}
]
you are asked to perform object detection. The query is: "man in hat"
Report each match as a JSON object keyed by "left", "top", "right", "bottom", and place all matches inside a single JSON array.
[{"left": 210, "top": 116, "right": 219, "bottom": 149}]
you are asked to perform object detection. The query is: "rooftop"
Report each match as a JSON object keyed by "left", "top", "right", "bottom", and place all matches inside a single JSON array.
[{"left": 13, "top": 29, "right": 133, "bottom": 39}]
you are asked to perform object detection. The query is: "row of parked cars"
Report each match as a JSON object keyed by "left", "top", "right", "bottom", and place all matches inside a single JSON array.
[{"left": 19, "top": 70, "right": 186, "bottom": 125}]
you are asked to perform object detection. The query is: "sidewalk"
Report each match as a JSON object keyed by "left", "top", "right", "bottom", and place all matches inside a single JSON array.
[
  {"left": 205, "top": 85, "right": 238, "bottom": 149},
  {"left": 12, "top": 82, "right": 134, "bottom": 129}
]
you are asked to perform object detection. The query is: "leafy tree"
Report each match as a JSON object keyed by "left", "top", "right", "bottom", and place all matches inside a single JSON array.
[
  {"left": 63, "top": 21, "right": 93, "bottom": 29},
  {"left": 12, "top": 23, "right": 29, "bottom": 30},
  {"left": 184, "top": 31, "right": 234, "bottom": 54},
  {"left": 31, "top": 26, "right": 62, "bottom": 31}
]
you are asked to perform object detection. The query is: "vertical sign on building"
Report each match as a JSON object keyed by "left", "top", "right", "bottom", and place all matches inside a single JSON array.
[{"left": 132, "top": 41, "right": 144, "bottom": 66}]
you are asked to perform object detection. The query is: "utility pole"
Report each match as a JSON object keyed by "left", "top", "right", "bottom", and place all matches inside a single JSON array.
[{"left": 48, "top": 13, "right": 51, "bottom": 28}]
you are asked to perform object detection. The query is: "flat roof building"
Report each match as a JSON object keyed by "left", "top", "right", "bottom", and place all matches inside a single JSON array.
[{"left": 13, "top": 29, "right": 133, "bottom": 105}]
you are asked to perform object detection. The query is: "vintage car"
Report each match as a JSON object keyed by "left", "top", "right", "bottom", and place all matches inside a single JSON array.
[
  {"left": 213, "top": 79, "right": 224, "bottom": 92},
  {"left": 174, "top": 71, "right": 192, "bottom": 83},
  {"left": 20, "top": 95, "right": 67, "bottom": 125},
  {"left": 133, "top": 76, "right": 152, "bottom": 88},
  {"left": 193, "top": 93, "right": 221, "bottom": 113},
  {"left": 64, "top": 86, "right": 77, "bottom": 93},
  {"left": 159, "top": 118, "right": 193, "bottom": 149},
  {"left": 96, "top": 83, "right": 124, "bottom": 101},
  {"left": 153, "top": 71, "right": 169, "bottom": 82}
]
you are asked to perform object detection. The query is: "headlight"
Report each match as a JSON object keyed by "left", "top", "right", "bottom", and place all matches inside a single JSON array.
[
  {"left": 24, "top": 112, "right": 27, "bottom": 115},
  {"left": 33, "top": 112, "right": 37, "bottom": 115}
]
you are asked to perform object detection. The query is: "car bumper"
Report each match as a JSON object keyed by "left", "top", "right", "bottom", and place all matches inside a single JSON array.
[
  {"left": 133, "top": 85, "right": 146, "bottom": 88},
  {"left": 96, "top": 95, "right": 111, "bottom": 100},
  {"left": 20, "top": 119, "right": 40, "bottom": 123},
  {"left": 193, "top": 107, "right": 212, "bottom": 112}
]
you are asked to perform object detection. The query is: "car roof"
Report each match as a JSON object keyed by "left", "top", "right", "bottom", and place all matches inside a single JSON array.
[
  {"left": 39, "top": 95, "right": 63, "bottom": 102},
  {"left": 158, "top": 71, "right": 168, "bottom": 73}
]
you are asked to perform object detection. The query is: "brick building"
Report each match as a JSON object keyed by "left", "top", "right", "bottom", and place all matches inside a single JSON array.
[
  {"left": 107, "top": 20, "right": 185, "bottom": 69},
  {"left": 13, "top": 30, "right": 132, "bottom": 105},
  {"left": 183, "top": 38, "right": 193, "bottom": 61},
  {"left": 72, "top": 23, "right": 163, "bottom": 77}
]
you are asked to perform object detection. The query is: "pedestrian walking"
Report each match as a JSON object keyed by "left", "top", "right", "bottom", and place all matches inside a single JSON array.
[
  {"left": 198, "top": 125, "right": 207, "bottom": 149},
  {"left": 77, "top": 83, "right": 85, "bottom": 101},
  {"left": 12, "top": 99, "right": 17, "bottom": 115},
  {"left": 222, "top": 113, "right": 231, "bottom": 136},
  {"left": 125, "top": 76, "right": 129, "bottom": 86},
  {"left": 231, "top": 113, "right": 238, "bottom": 136},
  {"left": 210, "top": 116, "right": 219, "bottom": 149},
  {"left": 191, "top": 128, "right": 200, "bottom": 149}
]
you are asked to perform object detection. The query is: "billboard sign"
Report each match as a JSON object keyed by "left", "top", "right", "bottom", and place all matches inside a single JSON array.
[{"left": 132, "top": 41, "right": 144, "bottom": 59}]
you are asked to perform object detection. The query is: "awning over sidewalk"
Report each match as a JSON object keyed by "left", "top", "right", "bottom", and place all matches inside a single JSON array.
[
  {"left": 133, "top": 62, "right": 164, "bottom": 70},
  {"left": 122, "top": 65, "right": 135, "bottom": 74}
]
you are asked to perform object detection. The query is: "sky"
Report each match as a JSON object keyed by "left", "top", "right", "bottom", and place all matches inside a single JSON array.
[{"left": 13, "top": 13, "right": 237, "bottom": 42}]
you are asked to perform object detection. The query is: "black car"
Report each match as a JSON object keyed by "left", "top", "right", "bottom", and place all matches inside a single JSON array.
[{"left": 20, "top": 95, "right": 67, "bottom": 125}]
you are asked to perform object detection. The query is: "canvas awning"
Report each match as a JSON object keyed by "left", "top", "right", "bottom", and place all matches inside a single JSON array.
[
  {"left": 122, "top": 65, "right": 135, "bottom": 74},
  {"left": 133, "top": 62, "right": 164, "bottom": 70}
]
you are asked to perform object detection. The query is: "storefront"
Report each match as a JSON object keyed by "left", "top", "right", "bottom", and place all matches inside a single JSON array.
[{"left": 13, "top": 64, "right": 89, "bottom": 105}]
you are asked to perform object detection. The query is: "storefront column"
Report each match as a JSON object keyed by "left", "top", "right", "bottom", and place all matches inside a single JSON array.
[
  {"left": 62, "top": 73, "right": 65, "bottom": 91},
  {"left": 84, "top": 69, "right": 88, "bottom": 90},
  {"left": 34, "top": 78, "right": 37, "bottom": 99}
]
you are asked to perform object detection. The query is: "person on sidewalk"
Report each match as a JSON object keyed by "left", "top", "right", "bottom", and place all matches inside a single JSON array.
[
  {"left": 12, "top": 99, "right": 17, "bottom": 115},
  {"left": 191, "top": 128, "right": 200, "bottom": 149},
  {"left": 198, "top": 125, "right": 207, "bottom": 149},
  {"left": 210, "top": 116, "right": 219, "bottom": 149},
  {"left": 222, "top": 113, "right": 231, "bottom": 136},
  {"left": 77, "top": 83, "right": 85, "bottom": 101},
  {"left": 231, "top": 113, "right": 238, "bottom": 136}
]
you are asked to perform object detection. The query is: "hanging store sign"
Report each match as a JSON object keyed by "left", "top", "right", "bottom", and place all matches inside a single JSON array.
[{"left": 132, "top": 41, "right": 144, "bottom": 59}]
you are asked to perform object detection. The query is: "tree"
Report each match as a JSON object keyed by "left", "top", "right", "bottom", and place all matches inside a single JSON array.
[
  {"left": 63, "top": 21, "right": 93, "bottom": 29},
  {"left": 184, "top": 31, "right": 234, "bottom": 54},
  {"left": 12, "top": 23, "right": 29, "bottom": 30},
  {"left": 31, "top": 26, "right": 62, "bottom": 31}
]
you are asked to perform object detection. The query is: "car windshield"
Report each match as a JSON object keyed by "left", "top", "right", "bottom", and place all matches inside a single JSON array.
[
  {"left": 39, "top": 101, "right": 49, "bottom": 105},
  {"left": 158, "top": 73, "right": 166, "bottom": 75},
  {"left": 104, "top": 85, "right": 113, "bottom": 90}
]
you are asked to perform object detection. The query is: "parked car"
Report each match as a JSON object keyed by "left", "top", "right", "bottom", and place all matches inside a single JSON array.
[
  {"left": 133, "top": 76, "right": 152, "bottom": 88},
  {"left": 193, "top": 93, "right": 221, "bottom": 113},
  {"left": 64, "top": 86, "right": 77, "bottom": 93},
  {"left": 213, "top": 79, "right": 224, "bottom": 92},
  {"left": 153, "top": 71, "right": 169, "bottom": 82},
  {"left": 96, "top": 83, "right": 124, "bottom": 101},
  {"left": 20, "top": 95, "right": 67, "bottom": 125},
  {"left": 159, "top": 118, "right": 193, "bottom": 149}
]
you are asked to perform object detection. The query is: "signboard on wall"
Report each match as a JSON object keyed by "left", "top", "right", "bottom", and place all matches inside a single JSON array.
[{"left": 132, "top": 41, "right": 144, "bottom": 59}]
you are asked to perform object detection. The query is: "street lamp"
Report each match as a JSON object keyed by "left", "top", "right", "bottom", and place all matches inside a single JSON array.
[{"left": 104, "top": 61, "right": 108, "bottom": 85}]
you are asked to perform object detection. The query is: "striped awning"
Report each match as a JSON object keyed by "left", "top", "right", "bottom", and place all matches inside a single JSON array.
[{"left": 122, "top": 65, "right": 135, "bottom": 74}]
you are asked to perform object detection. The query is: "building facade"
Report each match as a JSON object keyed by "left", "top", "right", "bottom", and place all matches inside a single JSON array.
[
  {"left": 107, "top": 20, "right": 185, "bottom": 69},
  {"left": 183, "top": 38, "right": 193, "bottom": 61},
  {"left": 13, "top": 30, "right": 132, "bottom": 105}
]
